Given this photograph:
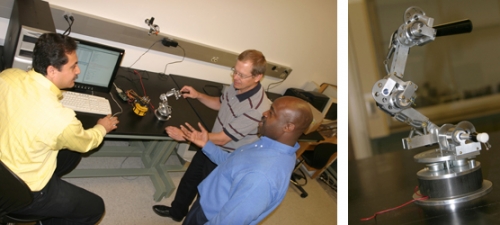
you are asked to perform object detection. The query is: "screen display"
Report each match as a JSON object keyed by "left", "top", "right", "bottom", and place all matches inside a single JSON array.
[
  {"left": 73, "top": 39, "right": 124, "bottom": 93},
  {"left": 324, "top": 102, "right": 337, "bottom": 121}
]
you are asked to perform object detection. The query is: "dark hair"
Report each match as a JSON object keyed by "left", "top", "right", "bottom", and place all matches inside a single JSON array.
[
  {"left": 32, "top": 33, "right": 77, "bottom": 75},
  {"left": 237, "top": 49, "right": 267, "bottom": 76}
]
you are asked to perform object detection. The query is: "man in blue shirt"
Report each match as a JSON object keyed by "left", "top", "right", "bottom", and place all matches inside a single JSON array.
[{"left": 179, "top": 96, "right": 313, "bottom": 225}]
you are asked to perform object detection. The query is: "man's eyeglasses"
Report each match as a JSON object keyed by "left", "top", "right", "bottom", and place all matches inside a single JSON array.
[{"left": 230, "top": 67, "right": 253, "bottom": 79}]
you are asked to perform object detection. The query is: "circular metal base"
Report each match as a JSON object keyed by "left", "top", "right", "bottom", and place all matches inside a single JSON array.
[
  {"left": 417, "top": 161, "right": 482, "bottom": 198},
  {"left": 154, "top": 109, "right": 171, "bottom": 121},
  {"left": 413, "top": 180, "right": 492, "bottom": 207},
  {"left": 414, "top": 149, "right": 480, "bottom": 163}
]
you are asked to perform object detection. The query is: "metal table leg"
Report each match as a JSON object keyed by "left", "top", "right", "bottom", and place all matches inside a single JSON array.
[{"left": 64, "top": 139, "right": 187, "bottom": 202}]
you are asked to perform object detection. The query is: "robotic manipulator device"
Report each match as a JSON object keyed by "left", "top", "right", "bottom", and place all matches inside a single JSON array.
[
  {"left": 372, "top": 6, "right": 492, "bottom": 207},
  {"left": 154, "top": 88, "right": 182, "bottom": 121},
  {"left": 126, "top": 88, "right": 181, "bottom": 121}
]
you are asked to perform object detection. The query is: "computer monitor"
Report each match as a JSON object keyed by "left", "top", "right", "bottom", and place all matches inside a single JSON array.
[
  {"left": 319, "top": 84, "right": 337, "bottom": 123},
  {"left": 322, "top": 98, "right": 337, "bottom": 122},
  {"left": 72, "top": 38, "right": 125, "bottom": 93}
]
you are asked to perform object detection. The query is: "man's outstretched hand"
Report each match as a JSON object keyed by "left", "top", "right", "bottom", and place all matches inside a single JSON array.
[
  {"left": 165, "top": 126, "right": 186, "bottom": 141},
  {"left": 180, "top": 122, "right": 209, "bottom": 148}
]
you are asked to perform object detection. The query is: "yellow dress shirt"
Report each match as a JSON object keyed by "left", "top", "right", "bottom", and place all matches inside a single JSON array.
[{"left": 0, "top": 68, "right": 106, "bottom": 191}]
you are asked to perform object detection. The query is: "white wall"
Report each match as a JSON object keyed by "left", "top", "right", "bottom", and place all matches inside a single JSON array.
[{"left": 1, "top": 0, "right": 337, "bottom": 94}]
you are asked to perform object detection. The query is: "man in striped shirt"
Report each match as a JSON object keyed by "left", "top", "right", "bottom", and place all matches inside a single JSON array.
[{"left": 153, "top": 50, "right": 271, "bottom": 222}]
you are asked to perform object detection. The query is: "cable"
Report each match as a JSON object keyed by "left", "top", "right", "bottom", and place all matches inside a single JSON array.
[
  {"left": 128, "top": 40, "right": 161, "bottom": 69},
  {"left": 62, "top": 15, "right": 70, "bottom": 35},
  {"left": 203, "top": 84, "right": 223, "bottom": 96},
  {"left": 62, "top": 15, "right": 74, "bottom": 36},
  {"left": 157, "top": 72, "right": 170, "bottom": 82},
  {"left": 360, "top": 186, "right": 429, "bottom": 221},
  {"left": 162, "top": 45, "right": 185, "bottom": 75},
  {"left": 413, "top": 185, "right": 425, "bottom": 197},
  {"left": 117, "top": 69, "right": 152, "bottom": 98},
  {"left": 133, "top": 70, "right": 148, "bottom": 96},
  {"left": 120, "top": 150, "right": 140, "bottom": 180},
  {"left": 124, "top": 68, "right": 150, "bottom": 81},
  {"left": 133, "top": 70, "right": 155, "bottom": 110},
  {"left": 110, "top": 83, "right": 124, "bottom": 117},
  {"left": 266, "top": 70, "right": 289, "bottom": 92},
  {"left": 266, "top": 77, "right": 286, "bottom": 92}
]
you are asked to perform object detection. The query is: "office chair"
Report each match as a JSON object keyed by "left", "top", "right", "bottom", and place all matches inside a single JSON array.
[
  {"left": 319, "top": 160, "right": 337, "bottom": 192},
  {"left": 0, "top": 160, "right": 47, "bottom": 224},
  {"left": 290, "top": 143, "right": 337, "bottom": 198}
]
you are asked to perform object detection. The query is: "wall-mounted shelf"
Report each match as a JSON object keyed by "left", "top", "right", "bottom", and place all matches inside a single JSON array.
[
  {"left": 5, "top": 0, "right": 294, "bottom": 80},
  {"left": 0, "top": 0, "right": 293, "bottom": 79}
]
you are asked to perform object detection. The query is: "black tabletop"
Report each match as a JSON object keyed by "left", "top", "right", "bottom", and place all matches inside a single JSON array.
[
  {"left": 169, "top": 74, "right": 223, "bottom": 131},
  {"left": 348, "top": 131, "right": 500, "bottom": 225},
  {"left": 77, "top": 68, "right": 202, "bottom": 138}
]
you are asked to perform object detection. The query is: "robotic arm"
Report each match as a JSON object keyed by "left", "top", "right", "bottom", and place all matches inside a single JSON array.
[
  {"left": 154, "top": 88, "right": 182, "bottom": 121},
  {"left": 372, "top": 7, "right": 439, "bottom": 150},
  {"left": 371, "top": 7, "right": 488, "bottom": 159},
  {"left": 371, "top": 7, "right": 496, "bottom": 204}
]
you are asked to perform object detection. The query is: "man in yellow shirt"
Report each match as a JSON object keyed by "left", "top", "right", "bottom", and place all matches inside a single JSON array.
[{"left": 0, "top": 33, "right": 119, "bottom": 224}]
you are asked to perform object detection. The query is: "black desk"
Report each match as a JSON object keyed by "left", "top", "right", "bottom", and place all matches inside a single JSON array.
[
  {"left": 78, "top": 68, "right": 202, "bottom": 135},
  {"left": 348, "top": 131, "right": 500, "bottom": 224},
  {"left": 170, "top": 74, "right": 223, "bottom": 131},
  {"left": 65, "top": 68, "right": 203, "bottom": 201},
  {"left": 69, "top": 71, "right": 284, "bottom": 201}
]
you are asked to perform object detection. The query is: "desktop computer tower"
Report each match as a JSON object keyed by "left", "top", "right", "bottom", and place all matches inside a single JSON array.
[{"left": 3, "top": 0, "right": 55, "bottom": 70}]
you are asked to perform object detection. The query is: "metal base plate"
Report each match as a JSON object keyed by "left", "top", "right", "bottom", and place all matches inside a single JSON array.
[
  {"left": 417, "top": 163, "right": 483, "bottom": 198},
  {"left": 154, "top": 109, "right": 171, "bottom": 121},
  {"left": 414, "top": 149, "right": 480, "bottom": 163},
  {"left": 413, "top": 180, "right": 492, "bottom": 207}
]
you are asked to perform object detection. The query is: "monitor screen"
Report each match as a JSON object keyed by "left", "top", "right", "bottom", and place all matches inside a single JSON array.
[
  {"left": 324, "top": 101, "right": 337, "bottom": 121},
  {"left": 72, "top": 39, "right": 124, "bottom": 93}
]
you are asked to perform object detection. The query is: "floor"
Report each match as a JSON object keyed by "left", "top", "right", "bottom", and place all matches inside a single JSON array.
[{"left": 15, "top": 141, "right": 337, "bottom": 225}]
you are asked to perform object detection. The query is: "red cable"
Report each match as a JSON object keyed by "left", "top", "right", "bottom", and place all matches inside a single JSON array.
[
  {"left": 360, "top": 186, "right": 429, "bottom": 221},
  {"left": 133, "top": 70, "right": 147, "bottom": 96},
  {"left": 414, "top": 185, "right": 425, "bottom": 197},
  {"left": 133, "top": 70, "right": 155, "bottom": 110}
]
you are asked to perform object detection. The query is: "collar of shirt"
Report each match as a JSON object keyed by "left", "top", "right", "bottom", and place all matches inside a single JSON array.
[
  {"left": 235, "top": 82, "right": 262, "bottom": 102},
  {"left": 28, "top": 69, "right": 63, "bottom": 99},
  {"left": 247, "top": 136, "right": 299, "bottom": 155}
]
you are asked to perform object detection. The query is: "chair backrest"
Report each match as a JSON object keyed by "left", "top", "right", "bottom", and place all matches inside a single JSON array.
[
  {"left": 0, "top": 160, "right": 33, "bottom": 218},
  {"left": 304, "top": 143, "right": 337, "bottom": 169}
]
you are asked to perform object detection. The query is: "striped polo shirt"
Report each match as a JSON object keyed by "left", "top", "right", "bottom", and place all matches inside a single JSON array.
[{"left": 213, "top": 82, "right": 271, "bottom": 152}]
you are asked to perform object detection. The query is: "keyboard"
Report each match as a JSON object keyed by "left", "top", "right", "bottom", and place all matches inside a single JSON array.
[{"left": 61, "top": 91, "right": 112, "bottom": 115}]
